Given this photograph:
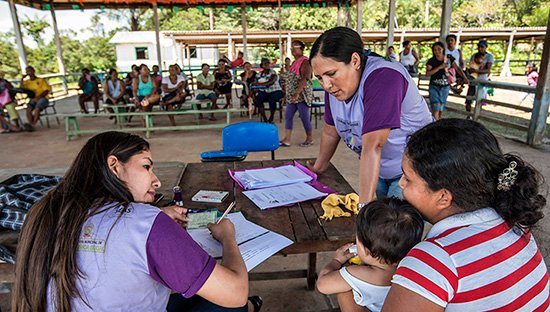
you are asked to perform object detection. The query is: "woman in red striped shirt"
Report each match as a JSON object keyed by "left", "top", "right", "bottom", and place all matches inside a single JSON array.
[{"left": 382, "top": 118, "right": 549, "bottom": 311}]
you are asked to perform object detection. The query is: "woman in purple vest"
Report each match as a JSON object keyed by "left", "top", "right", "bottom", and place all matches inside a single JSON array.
[
  {"left": 308, "top": 27, "right": 432, "bottom": 204},
  {"left": 13, "top": 132, "right": 262, "bottom": 312}
]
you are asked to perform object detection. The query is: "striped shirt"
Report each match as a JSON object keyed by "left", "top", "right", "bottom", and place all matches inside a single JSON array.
[{"left": 392, "top": 207, "right": 549, "bottom": 311}]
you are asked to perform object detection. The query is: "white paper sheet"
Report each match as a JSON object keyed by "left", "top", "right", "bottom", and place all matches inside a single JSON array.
[
  {"left": 233, "top": 165, "right": 312, "bottom": 189},
  {"left": 242, "top": 182, "right": 327, "bottom": 209},
  {"left": 188, "top": 212, "right": 293, "bottom": 271}
]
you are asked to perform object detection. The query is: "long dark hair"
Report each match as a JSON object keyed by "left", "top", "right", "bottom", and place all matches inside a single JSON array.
[
  {"left": 13, "top": 131, "right": 150, "bottom": 312},
  {"left": 405, "top": 119, "right": 546, "bottom": 231},
  {"left": 310, "top": 27, "right": 367, "bottom": 70}
]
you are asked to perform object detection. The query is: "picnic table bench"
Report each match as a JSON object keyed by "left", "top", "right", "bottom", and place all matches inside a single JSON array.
[{"left": 62, "top": 107, "right": 247, "bottom": 140}]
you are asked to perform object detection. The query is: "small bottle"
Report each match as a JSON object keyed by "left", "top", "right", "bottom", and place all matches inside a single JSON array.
[
  {"left": 173, "top": 186, "right": 184, "bottom": 207},
  {"left": 348, "top": 244, "right": 361, "bottom": 265}
]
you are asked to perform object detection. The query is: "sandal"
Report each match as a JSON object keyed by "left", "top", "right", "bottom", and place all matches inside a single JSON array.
[
  {"left": 248, "top": 296, "right": 263, "bottom": 312},
  {"left": 279, "top": 141, "right": 291, "bottom": 147},
  {"left": 299, "top": 140, "right": 314, "bottom": 147}
]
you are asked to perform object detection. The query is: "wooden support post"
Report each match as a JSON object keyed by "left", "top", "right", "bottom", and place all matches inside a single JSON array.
[
  {"left": 8, "top": 0, "right": 27, "bottom": 73},
  {"left": 209, "top": 8, "right": 214, "bottom": 31},
  {"left": 241, "top": 3, "right": 248, "bottom": 60},
  {"left": 186, "top": 45, "right": 191, "bottom": 71},
  {"left": 227, "top": 33, "right": 233, "bottom": 60},
  {"left": 500, "top": 29, "right": 516, "bottom": 77},
  {"left": 439, "top": 0, "right": 453, "bottom": 42},
  {"left": 356, "top": 0, "right": 363, "bottom": 35},
  {"left": 50, "top": 6, "right": 67, "bottom": 93},
  {"left": 439, "top": 0, "right": 452, "bottom": 43},
  {"left": 387, "top": 0, "right": 396, "bottom": 49},
  {"left": 153, "top": 2, "right": 163, "bottom": 73},
  {"left": 278, "top": 0, "right": 283, "bottom": 66},
  {"left": 527, "top": 11, "right": 550, "bottom": 145}
]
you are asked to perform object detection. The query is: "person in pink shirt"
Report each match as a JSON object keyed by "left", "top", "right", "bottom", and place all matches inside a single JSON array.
[{"left": 520, "top": 63, "right": 538, "bottom": 105}]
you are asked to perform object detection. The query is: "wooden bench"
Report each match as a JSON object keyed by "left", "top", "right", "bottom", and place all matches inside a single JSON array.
[
  {"left": 63, "top": 108, "right": 247, "bottom": 140},
  {"left": 102, "top": 99, "right": 213, "bottom": 124},
  {"left": 10, "top": 88, "right": 69, "bottom": 128}
]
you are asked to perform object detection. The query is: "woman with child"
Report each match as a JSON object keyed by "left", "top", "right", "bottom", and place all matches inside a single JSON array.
[
  {"left": 425, "top": 42, "right": 468, "bottom": 120},
  {"left": 322, "top": 119, "right": 549, "bottom": 311},
  {"left": 12, "top": 131, "right": 263, "bottom": 312}
]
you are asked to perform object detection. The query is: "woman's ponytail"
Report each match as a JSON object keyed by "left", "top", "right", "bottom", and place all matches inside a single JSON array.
[{"left": 493, "top": 154, "right": 546, "bottom": 231}]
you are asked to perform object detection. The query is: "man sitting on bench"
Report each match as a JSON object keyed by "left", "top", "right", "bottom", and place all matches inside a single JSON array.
[{"left": 21, "top": 66, "right": 50, "bottom": 131}]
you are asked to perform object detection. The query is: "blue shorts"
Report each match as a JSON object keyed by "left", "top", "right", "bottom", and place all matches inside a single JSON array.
[
  {"left": 376, "top": 175, "right": 403, "bottom": 199},
  {"left": 28, "top": 97, "right": 49, "bottom": 111},
  {"left": 428, "top": 84, "right": 450, "bottom": 111},
  {"left": 196, "top": 93, "right": 217, "bottom": 101}
]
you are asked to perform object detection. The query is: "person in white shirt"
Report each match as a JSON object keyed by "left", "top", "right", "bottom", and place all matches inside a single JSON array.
[
  {"left": 316, "top": 198, "right": 423, "bottom": 312},
  {"left": 161, "top": 64, "right": 187, "bottom": 126},
  {"left": 399, "top": 41, "right": 420, "bottom": 77}
]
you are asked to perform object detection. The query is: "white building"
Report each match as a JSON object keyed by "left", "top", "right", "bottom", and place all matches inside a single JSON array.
[{"left": 109, "top": 31, "right": 219, "bottom": 73}]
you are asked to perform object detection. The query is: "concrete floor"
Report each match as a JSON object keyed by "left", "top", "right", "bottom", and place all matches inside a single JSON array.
[{"left": 0, "top": 94, "right": 549, "bottom": 311}]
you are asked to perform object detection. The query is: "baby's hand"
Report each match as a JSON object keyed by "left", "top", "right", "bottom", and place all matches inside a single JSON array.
[{"left": 334, "top": 243, "right": 355, "bottom": 265}]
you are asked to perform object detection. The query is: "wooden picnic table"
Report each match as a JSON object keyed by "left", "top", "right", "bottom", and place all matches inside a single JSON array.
[{"left": 179, "top": 159, "right": 356, "bottom": 290}]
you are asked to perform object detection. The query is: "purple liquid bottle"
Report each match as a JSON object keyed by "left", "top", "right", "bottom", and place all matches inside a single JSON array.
[{"left": 173, "top": 186, "right": 184, "bottom": 207}]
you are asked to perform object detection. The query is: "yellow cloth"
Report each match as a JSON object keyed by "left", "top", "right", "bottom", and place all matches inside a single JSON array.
[
  {"left": 22, "top": 77, "right": 50, "bottom": 99},
  {"left": 320, "top": 193, "right": 360, "bottom": 220}
]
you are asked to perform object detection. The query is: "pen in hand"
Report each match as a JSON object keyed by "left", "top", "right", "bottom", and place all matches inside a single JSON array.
[{"left": 216, "top": 201, "right": 236, "bottom": 224}]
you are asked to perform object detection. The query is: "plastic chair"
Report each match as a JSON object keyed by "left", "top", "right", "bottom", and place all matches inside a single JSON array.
[{"left": 201, "top": 121, "right": 279, "bottom": 162}]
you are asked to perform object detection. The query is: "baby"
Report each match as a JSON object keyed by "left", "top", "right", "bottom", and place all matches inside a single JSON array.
[
  {"left": 316, "top": 197, "right": 424, "bottom": 312},
  {"left": 466, "top": 52, "right": 485, "bottom": 80}
]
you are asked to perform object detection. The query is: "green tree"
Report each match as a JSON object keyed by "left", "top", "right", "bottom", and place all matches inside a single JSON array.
[
  {"left": 20, "top": 17, "right": 50, "bottom": 46},
  {"left": 282, "top": 7, "right": 337, "bottom": 30},
  {"left": 154, "top": 8, "right": 209, "bottom": 31},
  {"left": 95, "top": 9, "right": 150, "bottom": 31},
  {"left": 0, "top": 33, "right": 20, "bottom": 79}
]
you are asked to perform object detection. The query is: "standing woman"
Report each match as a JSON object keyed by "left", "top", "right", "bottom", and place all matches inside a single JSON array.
[
  {"left": 308, "top": 27, "right": 432, "bottom": 203},
  {"left": 399, "top": 41, "right": 420, "bottom": 77},
  {"left": 132, "top": 64, "right": 160, "bottom": 112},
  {"left": 426, "top": 42, "right": 468, "bottom": 120},
  {"left": 279, "top": 40, "right": 314, "bottom": 147},
  {"left": 214, "top": 59, "right": 233, "bottom": 109},
  {"left": 12, "top": 131, "right": 255, "bottom": 312}
]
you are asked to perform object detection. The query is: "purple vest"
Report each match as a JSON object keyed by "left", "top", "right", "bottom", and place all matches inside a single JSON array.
[
  {"left": 327, "top": 57, "right": 432, "bottom": 179},
  {"left": 47, "top": 203, "right": 170, "bottom": 311}
]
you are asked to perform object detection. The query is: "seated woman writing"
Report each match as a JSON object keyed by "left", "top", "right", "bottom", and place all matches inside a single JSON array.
[{"left": 13, "top": 131, "right": 262, "bottom": 312}]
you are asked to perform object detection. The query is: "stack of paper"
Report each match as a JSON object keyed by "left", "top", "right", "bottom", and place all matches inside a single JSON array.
[
  {"left": 188, "top": 212, "right": 293, "bottom": 271},
  {"left": 233, "top": 165, "right": 312, "bottom": 190},
  {"left": 243, "top": 182, "right": 328, "bottom": 210}
]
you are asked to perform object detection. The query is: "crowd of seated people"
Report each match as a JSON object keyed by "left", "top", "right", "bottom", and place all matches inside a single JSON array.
[{"left": 0, "top": 56, "right": 288, "bottom": 132}]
